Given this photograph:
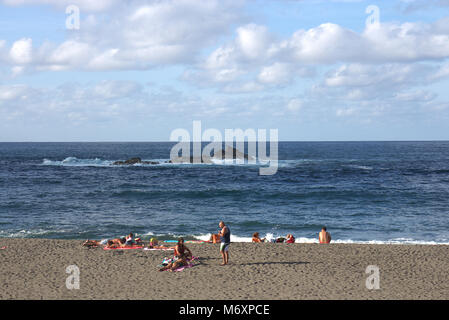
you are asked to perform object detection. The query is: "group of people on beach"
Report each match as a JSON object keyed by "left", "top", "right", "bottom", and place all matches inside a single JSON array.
[
  {"left": 83, "top": 233, "right": 143, "bottom": 248},
  {"left": 251, "top": 227, "right": 332, "bottom": 244},
  {"left": 82, "top": 223, "right": 331, "bottom": 272}
]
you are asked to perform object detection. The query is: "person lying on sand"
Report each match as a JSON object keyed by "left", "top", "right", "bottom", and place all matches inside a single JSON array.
[
  {"left": 82, "top": 240, "right": 99, "bottom": 247},
  {"left": 319, "top": 227, "right": 331, "bottom": 244},
  {"left": 252, "top": 232, "right": 265, "bottom": 243},
  {"left": 159, "top": 238, "right": 192, "bottom": 271},
  {"left": 83, "top": 237, "right": 126, "bottom": 248},
  {"left": 147, "top": 238, "right": 169, "bottom": 249},
  {"left": 105, "top": 239, "right": 126, "bottom": 248}
]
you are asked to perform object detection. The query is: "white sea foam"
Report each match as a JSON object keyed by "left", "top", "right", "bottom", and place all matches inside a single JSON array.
[
  {"left": 1, "top": 228, "right": 447, "bottom": 245},
  {"left": 43, "top": 157, "right": 113, "bottom": 167},
  {"left": 344, "top": 164, "right": 373, "bottom": 170},
  {"left": 41, "top": 157, "right": 308, "bottom": 168},
  {"left": 193, "top": 233, "right": 449, "bottom": 245}
]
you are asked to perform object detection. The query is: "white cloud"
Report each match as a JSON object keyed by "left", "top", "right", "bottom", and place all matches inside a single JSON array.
[
  {"left": 394, "top": 90, "right": 437, "bottom": 102},
  {"left": 286, "top": 98, "right": 303, "bottom": 112},
  {"left": 184, "top": 18, "right": 449, "bottom": 94},
  {"left": 258, "top": 63, "right": 292, "bottom": 85},
  {"left": 1, "top": 0, "right": 245, "bottom": 73},
  {"left": 1, "top": 0, "right": 119, "bottom": 11},
  {"left": 236, "top": 24, "right": 273, "bottom": 61},
  {"left": 9, "top": 38, "right": 32, "bottom": 64},
  {"left": 0, "top": 84, "right": 28, "bottom": 100},
  {"left": 336, "top": 107, "right": 357, "bottom": 117},
  {"left": 92, "top": 81, "right": 142, "bottom": 99}
]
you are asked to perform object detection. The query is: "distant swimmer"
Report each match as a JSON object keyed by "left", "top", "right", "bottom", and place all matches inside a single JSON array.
[{"left": 319, "top": 227, "right": 331, "bottom": 244}]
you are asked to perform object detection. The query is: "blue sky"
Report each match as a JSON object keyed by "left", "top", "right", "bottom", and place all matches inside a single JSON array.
[{"left": 0, "top": 0, "right": 449, "bottom": 141}]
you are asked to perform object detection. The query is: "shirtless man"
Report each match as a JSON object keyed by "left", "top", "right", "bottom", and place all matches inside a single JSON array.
[
  {"left": 319, "top": 227, "right": 331, "bottom": 244},
  {"left": 218, "top": 221, "right": 231, "bottom": 265}
]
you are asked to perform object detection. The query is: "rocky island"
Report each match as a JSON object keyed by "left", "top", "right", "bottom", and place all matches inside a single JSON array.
[{"left": 112, "top": 145, "right": 254, "bottom": 165}]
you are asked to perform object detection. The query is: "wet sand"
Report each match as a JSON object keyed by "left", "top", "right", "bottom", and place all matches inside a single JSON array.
[{"left": 0, "top": 239, "right": 447, "bottom": 299}]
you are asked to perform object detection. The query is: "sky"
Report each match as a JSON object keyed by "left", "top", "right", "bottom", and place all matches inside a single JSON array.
[{"left": 0, "top": 0, "right": 449, "bottom": 141}]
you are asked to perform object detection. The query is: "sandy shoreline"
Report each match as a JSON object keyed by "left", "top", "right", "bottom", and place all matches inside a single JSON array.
[{"left": 0, "top": 239, "right": 447, "bottom": 300}]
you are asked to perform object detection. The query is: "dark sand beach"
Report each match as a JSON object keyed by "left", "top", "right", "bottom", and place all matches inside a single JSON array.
[{"left": 0, "top": 239, "right": 447, "bottom": 300}]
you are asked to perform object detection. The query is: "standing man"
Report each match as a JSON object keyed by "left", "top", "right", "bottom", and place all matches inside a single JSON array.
[
  {"left": 218, "top": 221, "right": 231, "bottom": 265},
  {"left": 319, "top": 227, "right": 331, "bottom": 244}
]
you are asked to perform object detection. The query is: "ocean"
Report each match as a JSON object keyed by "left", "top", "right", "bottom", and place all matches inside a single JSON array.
[{"left": 0, "top": 141, "right": 448, "bottom": 244}]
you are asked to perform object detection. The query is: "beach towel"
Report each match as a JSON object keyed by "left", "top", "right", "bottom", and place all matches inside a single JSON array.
[
  {"left": 143, "top": 247, "right": 174, "bottom": 251},
  {"left": 0, "top": 246, "right": 6, "bottom": 250},
  {"left": 103, "top": 246, "right": 144, "bottom": 250},
  {"left": 163, "top": 240, "right": 210, "bottom": 244}
]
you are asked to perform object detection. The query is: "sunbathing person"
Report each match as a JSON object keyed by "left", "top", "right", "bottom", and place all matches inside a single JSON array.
[
  {"left": 82, "top": 239, "right": 101, "bottom": 247},
  {"left": 83, "top": 237, "right": 125, "bottom": 247},
  {"left": 252, "top": 232, "right": 265, "bottom": 243},
  {"left": 105, "top": 240, "right": 122, "bottom": 248}
]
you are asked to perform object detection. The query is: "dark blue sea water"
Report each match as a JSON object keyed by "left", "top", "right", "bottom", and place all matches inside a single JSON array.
[{"left": 0, "top": 142, "right": 448, "bottom": 244}]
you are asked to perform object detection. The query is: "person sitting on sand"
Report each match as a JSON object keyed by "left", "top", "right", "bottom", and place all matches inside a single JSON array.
[
  {"left": 252, "top": 232, "right": 265, "bottom": 243},
  {"left": 125, "top": 233, "right": 136, "bottom": 246},
  {"left": 319, "top": 227, "right": 331, "bottom": 244},
  {"left": 286, "top": 234, "right": 295, "bottom": 243},
  {"left": 173, "top": 237, "right": 192, "bottom": 260},
  {"left": 159, "top": 238, "right": 192, "bottom": 272},
  {"left": 149, "top": 237, "right": 158, "bottom": 248},
  {"left": 209, "top": 233, "right": 221, "bottom": 243}
]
